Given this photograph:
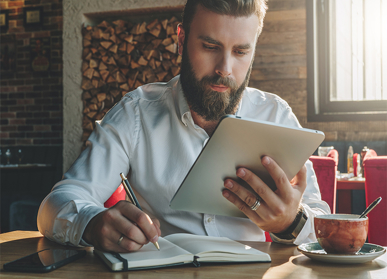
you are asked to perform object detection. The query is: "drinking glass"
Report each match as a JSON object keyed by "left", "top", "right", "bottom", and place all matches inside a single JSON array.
[
  {"left": 17, "top": 149, "right": 23, "bottom": 164},
  {"left": 5, "top": 149, "right": 11, "bottom": 164},
  {"left": 318, "top": 146, "right": 334, "bottom": 157}
]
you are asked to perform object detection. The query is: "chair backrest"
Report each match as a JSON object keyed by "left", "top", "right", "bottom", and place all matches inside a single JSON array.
[
  {"left": 104, "top": 184, "right": 126, "bottom": 208},
  {"left": 363, "top": 149, "right": 387, "bottom": 246},
  {"left": 309, "top": 149, "right": 338, "bottom": 214}
]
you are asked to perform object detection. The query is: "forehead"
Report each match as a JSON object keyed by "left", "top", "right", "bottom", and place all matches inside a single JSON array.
[{"left": 189, "top": 5, "right": 260, "bottom": 47}]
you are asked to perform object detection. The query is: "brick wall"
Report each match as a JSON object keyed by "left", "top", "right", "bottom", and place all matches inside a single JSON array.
[
  {"left": 0, "top": 0, "right": 63, "bottom": 146},
  {"left": 1, "top": 0, "right": 385, "bottom": 150}
]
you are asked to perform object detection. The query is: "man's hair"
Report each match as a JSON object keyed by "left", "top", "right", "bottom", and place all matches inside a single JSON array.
[{"left": 182, "top": 0, "right": 268, "bottom": 37}]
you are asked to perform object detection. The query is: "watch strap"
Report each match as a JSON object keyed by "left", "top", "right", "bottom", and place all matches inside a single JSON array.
[{"left": 271, "top": 205, "right": 308, "bottom": 240}]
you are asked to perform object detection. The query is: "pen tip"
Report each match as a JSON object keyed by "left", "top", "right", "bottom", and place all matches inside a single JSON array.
[{"left": 154, "top": 242, "right": 160, "bottom": 250}]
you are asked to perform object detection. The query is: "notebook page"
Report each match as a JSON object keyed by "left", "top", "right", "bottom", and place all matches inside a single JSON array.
[
  {"left": 164, "top": 233, "right": 270, "bottom": 261},
  {"left": 95, "top": 237, "right": 193, "bottom": 270}
]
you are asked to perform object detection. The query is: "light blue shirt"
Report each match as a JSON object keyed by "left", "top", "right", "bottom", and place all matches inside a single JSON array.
[{"left": 37, "top": 75, "right": 330, "bottom": 247}]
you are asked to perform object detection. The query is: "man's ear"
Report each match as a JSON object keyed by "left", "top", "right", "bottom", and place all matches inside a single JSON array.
[{"left": 177, "top": 23, "right": 185, "bottom": 56}]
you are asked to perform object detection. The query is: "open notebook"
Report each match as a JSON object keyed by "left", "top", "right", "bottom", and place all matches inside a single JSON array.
[{"left": 94, "top": 233, "right": 271, "bottom": 271}]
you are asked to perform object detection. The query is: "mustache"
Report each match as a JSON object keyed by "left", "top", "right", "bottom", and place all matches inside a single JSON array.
[{"left": 200, "top": 75, "right": 238, "bottom": 90}]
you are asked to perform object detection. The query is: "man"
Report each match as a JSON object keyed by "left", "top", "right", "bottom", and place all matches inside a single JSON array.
[{"left": 37, "top": 0, "right": 330, "bottom": 253}]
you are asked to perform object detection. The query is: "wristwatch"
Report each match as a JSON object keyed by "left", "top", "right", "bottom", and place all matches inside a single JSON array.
[{"left": 271, "top": 205, "right": 308, "bottom": 240}]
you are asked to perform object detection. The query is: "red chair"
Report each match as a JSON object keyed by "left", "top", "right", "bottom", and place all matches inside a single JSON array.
[
  {"left": 104, "top": 184, "right": 126, "bottom": 208},
  {"left": 265, "top": 149, "right": 338, "bottom": 242},
  {"left": 309, "top": 149, "right": 339, "bottom": 213},
  {"left": 265, "top": 231, "right": 271, "bottom": 242},
  {"left": 363, "top": 149, "right": 387, "bottom": 246}
]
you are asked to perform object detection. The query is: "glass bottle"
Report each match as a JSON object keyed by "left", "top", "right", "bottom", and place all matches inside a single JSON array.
[
  {"left": 5, "top": 149, "right": 11, "bottom": 165},
  {"left": 347, "top": 146, "right": 353, "bottom": 174},
  {"left": 360, "top": 146, "right": 369, "bottom": 177}
]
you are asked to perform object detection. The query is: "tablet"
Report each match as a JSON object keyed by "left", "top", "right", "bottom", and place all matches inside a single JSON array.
[{"left": 169, "top": 115, "right": 325, "bottom": 218}]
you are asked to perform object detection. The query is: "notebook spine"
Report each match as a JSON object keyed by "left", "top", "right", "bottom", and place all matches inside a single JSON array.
[
  {"left": 193, "top": 256, "right": 200, "bottom": 267},
  {"left": 112, "top": 252, "right": 129, "bottom": 271}
]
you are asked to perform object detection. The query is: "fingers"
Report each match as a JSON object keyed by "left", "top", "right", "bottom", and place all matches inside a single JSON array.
[
  {"left": 115, "top": 217, "right": 162, "bottom": 252},
  {"left": 260, "top": 156, "right": 290, "bottom": 193},
  {"left": 103, "top": 206, "right": 147, "bottom": 244},
  {"left": 111, "top": 231, "right": 144, "bottom": 253},
  {"left": 262, "top": 156, "right": 307, "bottom": 196},
  {"left": 83, "top": 201, "right": 161, "bottom": 253},
  {"left": 222, "top": 188, "right": 264, "bottom": 224},
  {"left": 222, "top": 156, "right": 308, "bottom": 233},
  {"left": 291, "top": 165, "right": 307, "bottom": 192},
  {"left": 116, "top": 201, "right": 160, "bottom": 246},
  {"left": 230, "top": 167, "right": 281, "bottom": 209},
  {"left": 152, "top": 218, "right": 162, "bottom": 236}
]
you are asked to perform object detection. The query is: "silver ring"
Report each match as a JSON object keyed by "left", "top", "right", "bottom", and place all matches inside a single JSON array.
[
  {"left": 117, "top": 234, "right": 124, "bottom": 246},
  {"left": 250, "top": 197, "right": 261, "bottom": 211}
]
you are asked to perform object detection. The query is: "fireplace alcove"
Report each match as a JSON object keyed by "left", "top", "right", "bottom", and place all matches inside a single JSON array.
[
  {"left": 80, "top": 8, "right": 183, "bottom": 147},
  {"left": 63, "top": 0, "right": 186, "bottom": 173}
]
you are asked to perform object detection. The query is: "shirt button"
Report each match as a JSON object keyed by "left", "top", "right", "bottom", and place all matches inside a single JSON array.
[{"left": 207, "top": 217, "right": 212, "bottom": 223}]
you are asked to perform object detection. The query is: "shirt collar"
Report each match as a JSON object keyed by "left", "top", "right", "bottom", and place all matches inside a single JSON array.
[
  {"left": 235, "top": 97, "right": 243, "bottom": 116},
  {"left": 171, "top": 75, "right": 191, "bottom": 127}
]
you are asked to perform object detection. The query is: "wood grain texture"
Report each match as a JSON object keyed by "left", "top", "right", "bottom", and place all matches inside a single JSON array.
[{"left": 1, "top": 231, "right": 386, "bottom": 279}]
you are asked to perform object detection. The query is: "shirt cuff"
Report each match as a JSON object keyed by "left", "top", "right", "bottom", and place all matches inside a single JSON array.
[
  {"left": 293, "top": 204, "right": 318, "bottom": 245},
  {"left": 65, "top": 204, "right": 106, "bottom": 247}
]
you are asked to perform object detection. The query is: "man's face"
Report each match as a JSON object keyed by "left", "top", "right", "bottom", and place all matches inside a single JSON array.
[{"left": 178, "top": 5, "right": 259, "bottom": 121}]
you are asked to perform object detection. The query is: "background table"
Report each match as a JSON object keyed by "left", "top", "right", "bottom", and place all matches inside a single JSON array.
[
  {"left": 337, "top": 177, "right": 365, "bottom": 214},
  {"left": 1, "top": 231, "right": 386, "bottom": 279}
]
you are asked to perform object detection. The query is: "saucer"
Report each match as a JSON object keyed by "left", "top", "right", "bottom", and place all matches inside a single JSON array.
[{"left": 297, "top": 242, "right": 386, "bottom": 264}]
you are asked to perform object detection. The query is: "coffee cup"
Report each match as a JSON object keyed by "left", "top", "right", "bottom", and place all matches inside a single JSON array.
[{"left": 314, "top": 214, "right": 368, "bottom": 254}]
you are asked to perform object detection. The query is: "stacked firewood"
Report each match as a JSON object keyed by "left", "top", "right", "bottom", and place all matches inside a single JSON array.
[{"left": 81, "top": 17, "right": 181, "bottom": 143}]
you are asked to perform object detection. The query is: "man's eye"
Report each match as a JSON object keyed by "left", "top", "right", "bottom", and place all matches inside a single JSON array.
[
  {"left": 235, "top": 50, "right": 248, "bottom": 56},
  {"left": 203, "top": 44, "right": 217, "bottom": 50}
]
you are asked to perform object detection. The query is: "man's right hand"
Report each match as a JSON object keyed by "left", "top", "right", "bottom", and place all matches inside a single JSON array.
[{"left": 83, "top": 200, "right": 161, "bottom": 252}]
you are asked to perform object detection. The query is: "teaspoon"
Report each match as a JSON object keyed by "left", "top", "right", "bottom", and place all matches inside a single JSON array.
[{"left": 359, "top": 197, "right": 382, "bottom": 218}]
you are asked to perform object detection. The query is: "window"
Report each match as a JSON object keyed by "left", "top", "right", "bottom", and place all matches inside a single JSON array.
[{"left": 307, "top": 0, "right": 387, "bottom": 121}]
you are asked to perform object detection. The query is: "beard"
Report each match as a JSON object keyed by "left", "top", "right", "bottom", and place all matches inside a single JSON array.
[{"left": 180, "top": 44, "right": 252, "bottom": 122}]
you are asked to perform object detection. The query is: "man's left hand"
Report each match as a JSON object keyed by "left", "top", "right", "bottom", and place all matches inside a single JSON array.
[{"left": 222, "top": 155, "right": 307, "bottom": 233}]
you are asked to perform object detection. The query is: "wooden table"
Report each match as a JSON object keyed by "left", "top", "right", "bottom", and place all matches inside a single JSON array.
[
  {"left": 337, "top": 177, "right": 365, "bottom": 213},
  {"left": 1, "top": 231, "right": 386, "bottom": 279}
]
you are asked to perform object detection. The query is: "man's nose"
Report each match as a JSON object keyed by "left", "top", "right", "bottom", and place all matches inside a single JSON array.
[{"left": 215, "top": 53, "right": 232, "bottom": 77}]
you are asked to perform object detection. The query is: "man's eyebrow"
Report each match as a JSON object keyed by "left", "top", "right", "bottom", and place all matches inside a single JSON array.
[
  {"left": 234, "top": 43, "right": 252, "bottom": 50},
  {"left": 198, "top": 35, "right": 252, "bottom": 50},
  {"left": 199, "top": 35, "right": 223, "bottom": 46}
]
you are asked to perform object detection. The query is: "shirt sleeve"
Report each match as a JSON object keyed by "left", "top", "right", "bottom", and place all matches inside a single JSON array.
[
  {"left": 37, "top": 96, "right": 138, "bottom": 247},
  {"left": 269, "top": 99, "right": 331, "bottom": 245}
]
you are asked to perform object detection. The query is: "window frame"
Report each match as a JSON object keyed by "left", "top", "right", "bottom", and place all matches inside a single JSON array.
[{"left": 306, "top": 0, "right": 387, "bottom": 122}]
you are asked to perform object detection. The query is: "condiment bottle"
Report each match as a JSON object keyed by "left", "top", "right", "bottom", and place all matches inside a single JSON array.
[
  {"left": 360, "top": 146, "right": 369, "bottom": 177},
  {"left": 347, "top": 146, "right": 354, "bottom": 174}
]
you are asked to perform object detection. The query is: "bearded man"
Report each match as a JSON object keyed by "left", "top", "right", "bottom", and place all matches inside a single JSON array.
[{"left": 38, "top": 0, "right": 330, "bottom": 253}]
